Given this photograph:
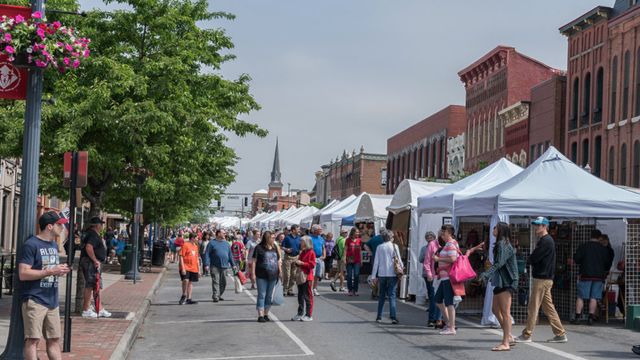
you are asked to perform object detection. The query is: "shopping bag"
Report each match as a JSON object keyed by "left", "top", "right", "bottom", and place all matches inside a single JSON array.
[
  {"left": 234, "top": 276, "right": 243, "bottom": 293},
  {"left": 272, "top": 281, "right": 284, "bottom": 306},
  {"left": 449, "top": 254, "right": 476, "bottom": 283},
  {"left": 236, "top": 270, "right": 247, "bottom": 285}
]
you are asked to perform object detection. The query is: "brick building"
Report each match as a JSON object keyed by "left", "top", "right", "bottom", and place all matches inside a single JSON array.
[
  {"left": 529, "top": 75, "right": 567, "bottom": 164},
  {"left": 560, "top": 1, "right": 640, "bottom": 186},
  {"left": 313, "top": 147, "right": 386, "bottom": 202},
  {"left": 499, "top": 101, "right": 531, "bottom": 167},
  {"left": 386, "top": 105, "right": 466, "bottom": 193},
  {"left": 459, "top": 46, "right": 561, "bottom": 172},
  {"left": 447, "top": 133, "right": 466, "bottom": 180}
]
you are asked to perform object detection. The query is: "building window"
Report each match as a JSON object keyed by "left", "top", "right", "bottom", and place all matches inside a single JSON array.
[
  {"left": 530, "top": 144, "right": 536, "bottom": 164},
  {"left": 633, "top": 140, "right": 640, "bottom": 187},
  {"left": 582, "top": 72, "right": 591, "bottom": 126},
  {"left": 582, "top": 138, "right": 589, "bottom": 167},
  {"left": 610, "top": 56, "right": 618, "bottom": 123},
  {"left": 595, "top": 67, "right": 603, "bottom": 123},
  {"left": 623, "top": 51, "right": 631, "bottom": 120},
  {"left": 594, "top": 136, "right": 602, "bottom": 178},
  {"left": 571, "top": 142, "right": 578, "bottom": 163},
  {"left": 621, "top": 143, "right": 628, "bottom": 185},
  {"left": 609, "top": 146, "right": 616, "bottom": 182},
  {"left": 571, "top": 77, "right": 579, "bottom": 130}
]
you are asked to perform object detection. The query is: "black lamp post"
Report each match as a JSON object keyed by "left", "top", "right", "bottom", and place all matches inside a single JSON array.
[{"left": 125, "top": 172, "right": 147, "bottom": 282}]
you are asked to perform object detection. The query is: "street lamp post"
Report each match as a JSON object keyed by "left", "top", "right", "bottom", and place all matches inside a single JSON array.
[
  {"left": 0, "top": 0, "right": 45, "bottom": 357},
  {"left": 125, "top": 173, "right": 146, "bottom": 283}
]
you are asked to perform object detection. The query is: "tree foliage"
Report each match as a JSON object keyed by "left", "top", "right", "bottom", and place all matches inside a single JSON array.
[{"left": 0, "top": 0, "right": 265, "bottom": 225}]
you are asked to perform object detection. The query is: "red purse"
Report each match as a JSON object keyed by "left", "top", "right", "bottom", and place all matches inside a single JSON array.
[{"left": 236, "top": 270, "right": 247, "bottom": 285}]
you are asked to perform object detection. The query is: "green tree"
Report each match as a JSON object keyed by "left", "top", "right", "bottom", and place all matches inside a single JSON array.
[{"left": 0, "top": 0, "right": 266, "bottom": 226}]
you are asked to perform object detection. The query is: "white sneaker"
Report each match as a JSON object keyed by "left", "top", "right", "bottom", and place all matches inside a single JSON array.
[
  {"left": 82, "top": 309, "right": 98, "bottom": 318},
  {"left": 301, "top": 316, "right": 313, "bottom": 322},
  {"left": 98, "top": 308, "right": 112, "bottom": 318},
  {"left": 291, "top": 314, "right": 302, "bottom": 321},
  {"left": 339, "top": 287, "right": 347, "bottom": 292},
  {"left": 313, "top": 289, "right": 319, "bottom": 296}
]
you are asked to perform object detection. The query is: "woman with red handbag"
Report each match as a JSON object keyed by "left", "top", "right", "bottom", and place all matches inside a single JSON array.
[{"left": 480, "top": 222, "right": 519, "bottom": 351}]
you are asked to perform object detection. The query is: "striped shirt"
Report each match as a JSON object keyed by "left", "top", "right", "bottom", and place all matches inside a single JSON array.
[{"left": 438, "top": 240, "right": 459, "bottom": 280}]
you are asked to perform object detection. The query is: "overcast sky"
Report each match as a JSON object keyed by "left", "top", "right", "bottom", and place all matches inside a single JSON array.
[{"left": 80, "top": 0, "right": 604, "bottom": 195}]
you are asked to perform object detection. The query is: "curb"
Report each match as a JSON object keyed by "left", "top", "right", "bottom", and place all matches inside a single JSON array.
[{"left": 109, "top": 267, "right": 167, "bottom": 360}]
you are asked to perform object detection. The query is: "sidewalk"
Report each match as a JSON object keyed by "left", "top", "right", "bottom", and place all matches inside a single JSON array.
[{"left": 0, "top": 264, "right": 166, "bottom": 360}]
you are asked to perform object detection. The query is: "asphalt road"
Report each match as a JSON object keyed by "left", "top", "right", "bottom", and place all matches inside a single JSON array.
[{"left": 129, "top": 264, "right": 639, "bottom": 360}]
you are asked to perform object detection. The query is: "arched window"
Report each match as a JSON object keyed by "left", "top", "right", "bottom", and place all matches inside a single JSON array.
[
  {"left": 571, "top": 142, "right": 578, "bottom": 163},
  {"left": 623, "top": 51, "right": 631, "bottom": 120},
  {"left": 621, "top": 143, "right": 628, "bottom": 185},
  {"left": 571, "top": 77, "right": 579, "bottom": 129},
  {"left": 595, "top": 67, "right": 604, "bottom": 123},
  {"left": 609, "top": 146, "right": 616, "bottom": 182},
  {"left": 633, "top": 140, "right": 640, "bottom": 187},
  {"left": 582, "top": 138, "right": 589, "bottom": 167},
  {"left": 611, "top": 56, "right": 618, "bottom": 123},
  {"left": 594, "top": 136, "right": 602, "bottom": 178},
  {"left": 582, "top": 72, "right": 591, "bottom": 126}
]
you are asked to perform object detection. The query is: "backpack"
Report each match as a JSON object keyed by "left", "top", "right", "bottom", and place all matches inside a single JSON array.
[{"left": 331, "top": 243, "right": 341, "bottom": 260}]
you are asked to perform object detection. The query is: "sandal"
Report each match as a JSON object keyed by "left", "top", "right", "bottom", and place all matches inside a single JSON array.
[
  {"left": 491, "top": 345, "right": 511, "bottom": 352},
  {"left": 509, "top": 336, "right": 517, "bottom": 346}
]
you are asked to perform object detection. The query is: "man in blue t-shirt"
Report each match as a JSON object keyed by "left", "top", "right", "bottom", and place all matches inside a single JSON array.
[
  {"left": 282, "top": 225, "right": 301, "bottom": 296},
  {"left": 310, "top": 225, "right": 326, "bottom": 295},
  {"left": 19, "top": 211, "right": 70, "bottom": 360},
  {"left": 364, "top": 232, "right": 385, "bottom": 299}
]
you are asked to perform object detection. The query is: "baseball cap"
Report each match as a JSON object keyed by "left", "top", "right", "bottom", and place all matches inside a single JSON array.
[
  {"left": 39, "top": 211, "right": 68, "bottom": 228},
  {"left": 531, "top": 216, "right": 550, "bottom": 226},
  {"left": 88, "top": 216, "right": 105, "bottom": 225}
]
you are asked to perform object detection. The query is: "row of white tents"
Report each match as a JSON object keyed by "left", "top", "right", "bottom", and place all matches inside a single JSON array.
[{"left": 243, "top": 147, "right": 640, "bottom": 315}]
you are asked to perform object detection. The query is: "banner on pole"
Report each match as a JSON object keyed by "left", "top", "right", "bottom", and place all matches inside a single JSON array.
[{"left": 0, "top": 5, "right": 31, "bottom": 100}]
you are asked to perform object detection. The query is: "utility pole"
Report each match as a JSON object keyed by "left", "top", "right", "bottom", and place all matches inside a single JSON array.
[{"left": 0, "top": 0, "right": 45, "bottom": 357}]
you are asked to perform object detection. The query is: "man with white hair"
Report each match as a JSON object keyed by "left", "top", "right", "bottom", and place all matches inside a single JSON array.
[{"left": 310, "top": 225, "right": 326, "bottom": 296}]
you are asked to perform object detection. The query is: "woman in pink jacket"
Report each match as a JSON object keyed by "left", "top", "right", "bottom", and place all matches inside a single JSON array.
[
  {"left": 292, "top": 236, "right": 316, "bottom": 322},
  {"left": 419, "top": 231, "right": 442, "bottom": 328}
]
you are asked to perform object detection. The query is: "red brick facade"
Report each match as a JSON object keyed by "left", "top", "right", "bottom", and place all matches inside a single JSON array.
[
  {"left": 386, "top": 105, "right": 466, "bottom": 193},
  {"left": 561, "top": 2, "right": 640, "bottom": 186},
  {"left": 500, "top": 102, "right": 530, "bottom": 167},
  {"left": 328, "top": 149, "right": 386, "bottom": 200},
  {"left": 529, "top": 75, "right": 567, "bottom": 164},
  {"left": 459, "top": 46, "right": 560, "bottom": 172}
]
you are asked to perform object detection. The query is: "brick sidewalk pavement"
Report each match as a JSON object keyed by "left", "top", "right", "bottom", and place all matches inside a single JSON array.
[{"left": 0, "top": 267, "right": 165, "bottom": 360}]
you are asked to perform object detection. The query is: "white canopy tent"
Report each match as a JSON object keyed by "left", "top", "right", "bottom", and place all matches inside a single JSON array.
[
  {"left": 454, "top": 147, "right": 640, "bottom": 218},
  {"left": 320, "top": 194, "right": 362, "bottom": 236},
  {"left": 268, "top": 206, "right": 297, "bottom": 229},
  {"left": 275, "top": 206, "right": 305, "bottom": 229},
  {"left": 301, "top": 199, "right": 339, "bottom": 229},
  {"left": 283, "top": 206, "right": 319, "bottom": 227},
  {"left": 416, "top": 158, "right": 522, "bottom": 324},
  {"left": 355, "top": 194, "right": 393, "bottom": 232},
  {"left": 248, "top": 212, "right": 269, "bottom": 228},
  {"left": 385, "top": 180, "right": 449, "bottom": 298},
  {"left": 258, "top": 211, "right": 281, "bottom": 230}
]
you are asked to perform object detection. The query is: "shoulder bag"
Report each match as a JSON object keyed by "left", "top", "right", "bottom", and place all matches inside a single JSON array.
[
  {"left": 449, "top": 246, "right": 476, "bottom": 283},
  {"left": 393, "top": 244, "right": 404, "bottom": 277}
]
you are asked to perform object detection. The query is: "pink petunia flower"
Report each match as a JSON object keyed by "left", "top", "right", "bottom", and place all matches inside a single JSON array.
[
  {"left": 34, "top": 59, "right": 46, "bottom": 67},
  {"left": 53, "top": 21, "right": 61, "bottom": 29},
  {"left": 65, "top": 44, "right": 73, "bottom": 52},
  {"left": 83, "top": 49, "right": 90, "bottom": 58},
  {"left": 36, "top": 27, "right": 45, "bottom": 39},
  {"left": 5, "top": 45, "right": 14, "bottom": 54},
  {"left": 72, "top": 59, "right": 80, "bottom": 68},
  {"left": 15, "top": 15, "right": 25, "bottom": 23},
  {"left": 4, "top": 33, "right": 11, "bottom": 42},
  {"left": 31, "top": 11, "right": 42, "bottom": 19},
  {"left": 63, "top": 57, "right": 70, "bottom": 66}
]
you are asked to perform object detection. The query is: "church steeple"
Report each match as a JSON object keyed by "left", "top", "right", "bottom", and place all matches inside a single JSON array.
[{"left": 269, "top": 138, "right": 283, "bottom": 189}]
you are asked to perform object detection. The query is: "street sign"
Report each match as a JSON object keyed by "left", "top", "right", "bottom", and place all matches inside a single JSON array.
[
  {"left": 63, "top": 151, "right": 88, "bottom": 187},
  {"left": 0, "top": 5, "right": 31, "bottom": 100}
]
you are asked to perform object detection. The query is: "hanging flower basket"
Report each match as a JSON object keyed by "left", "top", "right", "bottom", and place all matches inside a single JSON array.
[{"left": 0, "top": 11, "right": 90, "bottom": 72}]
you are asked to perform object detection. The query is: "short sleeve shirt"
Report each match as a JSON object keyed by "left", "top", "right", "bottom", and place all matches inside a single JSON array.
[
  {"left": 180, "top": 241, "right": 200, "bottom": 273},
  {"left": 253, "top": 245, "right": 280, "bottom": 280},
  {"left": 19, "top": 236, "right": 61, "bottom": 309},
  {"left": 311, "top": 235, "right": 325, "bottom": 258},
  {"left": 80, "top": 230, "right": 106, "bottom": 262}
]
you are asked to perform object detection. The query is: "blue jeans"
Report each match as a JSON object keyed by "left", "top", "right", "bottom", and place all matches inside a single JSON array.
[
  {"left": 346, "top": 264, "right": 360, "bottom": 293},
  {"left": 256, "top": 277, "right": 277, "bottom": 311},
  {"left": 377, "top": 276, "right": 398, "bottom": 320},
  {"left": 424, "top": 277, "right": 442, "bottom": 321}
]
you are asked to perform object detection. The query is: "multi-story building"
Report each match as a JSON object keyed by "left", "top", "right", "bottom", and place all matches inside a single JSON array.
[
  {"left": 459, "top": 46, "right": 561, "bottom": 172},
  {"left": 560, "top": 0, "right": 640, "bottom": 187},
  {"left": 0, "top": 158, "right": 20, "bottom": 253},
  {"left": 499, "top": 101, "right": 531, "bottom": 167},
  {"left": 447, "top": 133, "right": 466, "bottom": 180},
  {"left": 386, "top": 105, "right": 466, "bottom": 193},
  {"left": 313, "top": 147, "right": 386, "bottom": 201},
  {"left": 529, "top": 75, "right": 567, "bottom": 164}
]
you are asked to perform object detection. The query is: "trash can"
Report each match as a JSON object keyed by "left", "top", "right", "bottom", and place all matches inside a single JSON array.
[
  {"left": 120, "top": 244, "right": 133, "bottom": 274},
  {"left": 152, "top": 240, "right": 166, "bottom": 266}
]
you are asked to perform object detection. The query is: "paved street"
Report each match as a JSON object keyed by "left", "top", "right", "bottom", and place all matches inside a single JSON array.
[{"left": 129, "top": 264, "right": 639, "bottom": 360}]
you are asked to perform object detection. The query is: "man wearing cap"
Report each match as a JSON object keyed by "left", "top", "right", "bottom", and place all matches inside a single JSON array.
[
  {"left": 515, "top": 217, "right": 568, "bottom": 344},
  {"left": 79, "top": 216, "right": 111, "bottom": 318},
  {"left": 19, "top": 211, "right": 70, "bottom": 360}
]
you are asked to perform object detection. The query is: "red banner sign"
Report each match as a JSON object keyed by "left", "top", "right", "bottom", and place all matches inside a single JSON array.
[{"left": 0, "top": 5, "right": 31, "bottom": 100}]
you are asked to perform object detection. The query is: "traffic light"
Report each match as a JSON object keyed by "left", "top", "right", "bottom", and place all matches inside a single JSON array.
[{"left": 244, "top": 197, "right": 248, "bottom": 207}]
